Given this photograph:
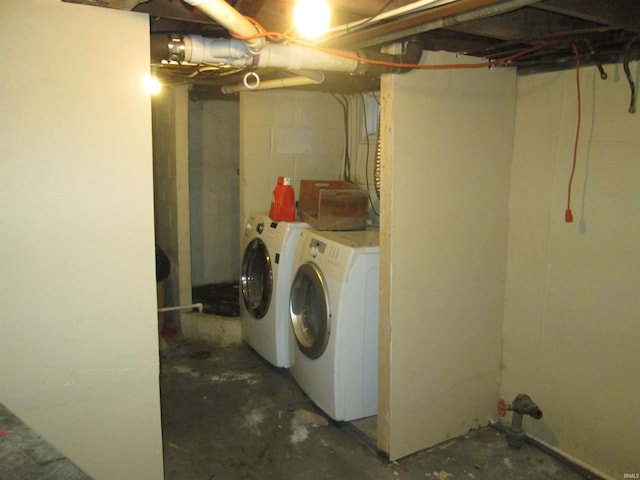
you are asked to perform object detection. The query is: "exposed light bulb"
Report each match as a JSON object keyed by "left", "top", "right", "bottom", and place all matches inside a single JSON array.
[
  {"left": 293, "top": 0, "right": 331, "bottom": 39},
  {"left": 143, "top": 73, "right": 162, "bottom": 95}
]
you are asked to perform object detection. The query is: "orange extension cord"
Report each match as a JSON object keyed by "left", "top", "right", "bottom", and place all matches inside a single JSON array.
[
  {"left": 565, "top": 43, "right": 582, "bottom": 223},
  {"left": 234, "top": 17, "right": 583, "bottom": 223},
  {"left": 230, "top": 16, "right": 556, "bottom": 70}
]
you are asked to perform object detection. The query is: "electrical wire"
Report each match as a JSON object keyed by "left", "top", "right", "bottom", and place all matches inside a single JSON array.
[
  {"left": 229, "top": 16, "right": 573, "bottom": 223},
  {"left": 565, "top": 43, "right": 581, "bottom": 223},
  {"left": 360, "top": 93, "right": 379, "bottom": 217},
  {"left": 230, "top": 19, "right": 558, "bottom": 71},
  {"left": 352, "top": 0, "right": 397, "bottom": 31},
  {"left": 623, "top": 36, "right": 638, "bottom": 114},
  {"left": 332, "top": 94, "right": 352, "bottom": 182},
  {"left": 326, "top": 0, "right": 456, "bottom": 37}
]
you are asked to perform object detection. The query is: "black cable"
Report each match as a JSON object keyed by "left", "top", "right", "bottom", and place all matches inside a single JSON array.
[
  {"left": 332, "top": 94, "right": 352, "bottom": 182},
  {"left": 360, "top": 93, "right": 379, "bottom": 217},
  {"left": 341, "top": 95, "right": 352, "bottom": 182},
  {"left": 623, "top": 36, "right": 638, "bottom": 114},
  {"left": 351, "top": 0, "right": 397, "bottom": 31}
]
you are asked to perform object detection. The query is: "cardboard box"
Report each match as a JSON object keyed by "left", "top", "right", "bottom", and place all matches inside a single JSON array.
[{"left": 299, "top": 180, "right": 369, "bottom": 231}]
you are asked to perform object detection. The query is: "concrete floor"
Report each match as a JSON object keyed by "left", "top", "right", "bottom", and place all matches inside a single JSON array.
[
  {"left": 0, "top": 403, "right": 90, "bottom": 480},
  {"left": 161, "top": 339, "right": 592, "bottom": 480}
]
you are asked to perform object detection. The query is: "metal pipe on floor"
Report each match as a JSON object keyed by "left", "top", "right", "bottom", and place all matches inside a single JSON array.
[{"left": 158, "top": 303, "right": 204, "bottom": 313}]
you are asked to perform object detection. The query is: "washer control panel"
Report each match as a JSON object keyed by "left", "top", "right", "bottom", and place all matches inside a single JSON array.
[{"left": 308, "top": 239, "right": 326, "bottom": 258}]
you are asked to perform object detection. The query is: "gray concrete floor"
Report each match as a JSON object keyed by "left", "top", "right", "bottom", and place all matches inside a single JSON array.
[
  {"left": 160, "top": 339, "right": 592, "bottom": 480},
  {"left": 0, "top": 403, "right": 91, "bottom": 480}
]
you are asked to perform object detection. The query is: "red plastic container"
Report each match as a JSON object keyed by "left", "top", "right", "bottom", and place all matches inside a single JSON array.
[{"left": 269, "top": 176, "right": 295, "bottom": 221}]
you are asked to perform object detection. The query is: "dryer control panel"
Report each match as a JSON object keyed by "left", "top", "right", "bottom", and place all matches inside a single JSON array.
[
  {"left": 308, "top": 239, "right": 325, "bottom": 258},
  {"left": 307, "top": 237, "right": 345, "bottom": 268}
]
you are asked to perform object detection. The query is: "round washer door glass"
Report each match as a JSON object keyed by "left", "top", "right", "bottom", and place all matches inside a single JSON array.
[
  {"left": 289, "top": 262, "right": 330, "bottom": 359},
  {"left": 241, "top": 238, "right": 272, "bottom": 319}
]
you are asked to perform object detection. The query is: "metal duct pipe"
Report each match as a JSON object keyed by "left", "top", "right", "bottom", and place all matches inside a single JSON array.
[
  {"left": 174, "top": 35, "right": 360, "bottom": 72},
  {"left": 356, "top": 38, "right": 424, "bottom": 75},
  {"left": 150, "top": 35, "right": 255, "bottom": 66},
  {"left": 182, "top": 0, "right": 266, "bottom": 55},
  {"left": 257, "top": 42, "right": 360, "bottom": 72},
  {"left": 327, "top": 0, "right": 456, "bottom": 36},
  {"left": 221, "top": 70, "right": 325, "bottom": 94},
  {"left": 184, "top": 36, "right": 250, "bottom": 64},
  {"left": 324, "top": 0, "right": 542, "bottom": 50},
  {"left": 152, "top": 34, "right": 423, "bottom": 76}
]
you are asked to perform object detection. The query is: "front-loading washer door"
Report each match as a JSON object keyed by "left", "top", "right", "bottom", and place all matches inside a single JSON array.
[
  {"left": 289, "top": 262, "right": 330, "bottom": 359},
  {"left": 241, "top": 238, "right": 272, "bottom": 319}
]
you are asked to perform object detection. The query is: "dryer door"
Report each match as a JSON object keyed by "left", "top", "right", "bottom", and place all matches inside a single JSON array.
[
  {"left": 290, "top": 262, "right": 330, "bottom": 359},
  {"left": 241, "top": 238, "right": 272, "bottom": 319}
]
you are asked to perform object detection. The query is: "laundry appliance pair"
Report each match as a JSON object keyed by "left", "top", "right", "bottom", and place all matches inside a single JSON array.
[{"left": 239, "top": 212, "right": 380, "bottom": 422}]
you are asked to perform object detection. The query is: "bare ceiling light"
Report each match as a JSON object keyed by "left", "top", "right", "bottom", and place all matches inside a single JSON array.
[
  {"left": 143, "top": 66, "right": 162, "bottom": 95},
  {"left": 293, "top": 0, "right": 331, "bottom": 39}
]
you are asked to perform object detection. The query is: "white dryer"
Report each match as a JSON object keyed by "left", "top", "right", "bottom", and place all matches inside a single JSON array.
[
  {"left": 289, "top": 228, "right": 380, "bottom": 421},
  {"left": 240, "top": 212, "right": 308, "bottom": 368}
]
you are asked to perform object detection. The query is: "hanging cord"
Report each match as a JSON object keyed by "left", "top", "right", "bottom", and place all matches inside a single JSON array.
[
  {"left": 360, "top": 93, "right": 379, "bottom": 217},
  {"left": 332, "top": 94, "right": 352, "bottom": 182},
  {"left": 623, "top": 37, "right": 638, "bottom": 114},
  {"left": 565, "top": 44, "right": 582, "bottom": 223},
  {"left": 341, "top": 94, "right": 352, "bottom": 182}
]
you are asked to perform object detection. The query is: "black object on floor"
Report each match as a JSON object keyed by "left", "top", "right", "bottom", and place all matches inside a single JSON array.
[{"left": 192, "top": 282, "right": 240, "bottom": 317}]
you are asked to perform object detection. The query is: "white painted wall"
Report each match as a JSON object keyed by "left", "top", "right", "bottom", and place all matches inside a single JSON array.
[
  {"left": 0, "top": 2, "right": 163, "bottom": 479},
  {"left": 153, "top": 85, "right": 193, "bottom": 321},
  {"left": 378, "top": 51, "right": 516, "bottom": 460},
  {"left": 239, "top": 90, "right": 345, "bottom": 222},
  {"left": 502, "top": 63, "right": 640, "bottom": 478},
  {"left": 189, "top": 100, "right": 240, "bottom": 285}
]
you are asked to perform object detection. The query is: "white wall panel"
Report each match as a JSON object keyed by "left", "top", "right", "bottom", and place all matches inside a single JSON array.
[
  {"left": 379, "top": 51, "right": 516, "bottom": 460},
  {"left": 0, "top": 2, "right": 163, "bottom": 478}
]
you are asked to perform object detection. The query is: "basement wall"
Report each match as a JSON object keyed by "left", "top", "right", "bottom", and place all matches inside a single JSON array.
[
  {"left": 239, "top": 90, "right": 346, "bottom": 222},
  {"left": 189, "top": 100, "right": 240, "bottom": 285},
  {"left": 153, "top": 86, "right": 192, "bottom": 321},
  {"left": 0, "top": 1, "right": 163, "bottom": 479},
  {"left": 502, "top": 63, "right": 640, "bottom": 478}
]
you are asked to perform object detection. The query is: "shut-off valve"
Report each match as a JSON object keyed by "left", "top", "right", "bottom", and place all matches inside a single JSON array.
[{"left": 497, "top": 394, "right": 543, "bottom": 449}]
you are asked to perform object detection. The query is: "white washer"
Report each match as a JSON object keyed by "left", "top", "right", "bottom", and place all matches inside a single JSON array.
[
  {"left": 289, "top": 228, "right": 379, "bottom": 421},
  {"left": 240, "top": 212, "right": 308, "bottom": 368}
]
